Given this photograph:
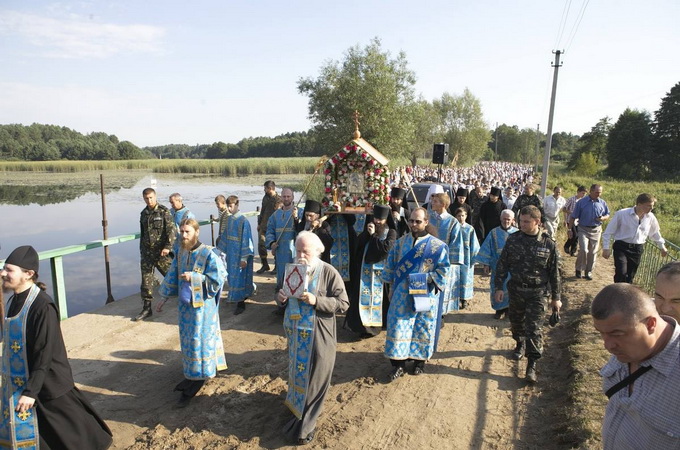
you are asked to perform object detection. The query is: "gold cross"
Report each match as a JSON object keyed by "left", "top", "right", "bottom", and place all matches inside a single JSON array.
[
  {"left": 17, "top": 410, "right": 31, "bottom": 421},
  {"left": 299, "top": 330, "right": 309, "bottom": 340},
  {"left": 3, "top": 409, "right": 9, "bottom": 419},
  {"left": 297, "top": 362, "right": 305, "bottom": 372},
  {"left": 11, "top": 341, "right": 21, "bottom": 353},
  {"left": 14, "top": 377, "right": 24, "bottom": 387}
]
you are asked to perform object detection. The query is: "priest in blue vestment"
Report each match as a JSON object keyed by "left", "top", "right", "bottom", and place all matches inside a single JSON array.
[
  {"left": 453, "top": 206, "right": 480, "bottom": 309},
  {"left": 217, "top": 195, "right": 255, "bottom": 315},
  {"left": 265, "top": 188, "right": 302, "bottom": 297},
  {"left": 428, "top": 193, "right": 464, "bottom": 317},
  {"left": 474, "top": 209, "right": 517, "bottom": 319},
  {"left": 158, "top": 218, "right": 228, "bottom": 406},
  {"left": 382, "top": 208, "right": 450, "bottom": 380}
]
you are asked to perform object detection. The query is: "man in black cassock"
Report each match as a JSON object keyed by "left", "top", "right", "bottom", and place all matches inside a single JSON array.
[
  {"left": 345, "top": 204, "right": 397, "bottom": 337},
  {"left": 295, "top": 199, "right": 334, "bottom": 264},
  {"left": 387, "top": 187, "right": 409, "bottom": 238},
  {"left": 0, "top": 246, "right": 112, "bottom": 449}
]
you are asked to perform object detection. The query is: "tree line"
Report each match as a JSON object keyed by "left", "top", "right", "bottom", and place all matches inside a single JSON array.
[{"left": 562, "top": 81, "right": 680, "bottom": 180}]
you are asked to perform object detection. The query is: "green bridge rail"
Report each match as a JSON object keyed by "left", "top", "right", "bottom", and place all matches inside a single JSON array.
[
  {"left": 0, "top": 212, "right": 259, "bottom": 320},
  {"left": 633, "top": 240, "right": 680, "bottom": 295}
]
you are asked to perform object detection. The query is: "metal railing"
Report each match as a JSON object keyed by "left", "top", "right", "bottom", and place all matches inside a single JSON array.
[
  {"left": 0, "top": 213, "right": 259, "bottom": 320},
  {"left": 634, "top": 240, "right": 680, "bottom": 295}
]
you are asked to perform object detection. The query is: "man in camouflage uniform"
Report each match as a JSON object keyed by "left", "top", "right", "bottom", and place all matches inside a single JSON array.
[
  {"left": 495, "top": 205, "right": 561, "bottom": 383},
  {"left": 136, "top": 187, "right": 175, "bottom": 321},
  {"left": 256, "top": 180, "right": 280, "bottom": 274},
  {"left": 512, "top": 183, "right": 546, "bottom": 224}
]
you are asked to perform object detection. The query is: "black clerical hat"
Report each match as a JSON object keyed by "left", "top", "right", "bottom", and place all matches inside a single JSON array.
[
  {"left": 373, "top": 204, "right": 390, "bottom": 220},
  {"left": 304, "top": 199, "right": 321, "bottom": 215},
  {"left": 390, "top": 187, "right": 407, "bottom": 200},
  {"left": 456, "top": 187, "right": 469, "bottom": 197},
  {"left": 5, "top": 245, "right": 39, "bottom": 274},
  {"left": 490, "top": 187, "right": 502, "bottom": 197}
]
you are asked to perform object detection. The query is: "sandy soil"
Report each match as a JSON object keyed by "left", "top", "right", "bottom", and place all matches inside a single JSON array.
[{"left": 61, "top": 254, "right": 614, "bottom": 450}]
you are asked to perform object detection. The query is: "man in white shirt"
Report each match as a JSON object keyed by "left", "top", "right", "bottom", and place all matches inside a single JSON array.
[
  {"left": 602, "top": 193, "right": 668, "bottom": 283},
  {"left": 543, "top": 186, "right": 566, "bottom": 239}
]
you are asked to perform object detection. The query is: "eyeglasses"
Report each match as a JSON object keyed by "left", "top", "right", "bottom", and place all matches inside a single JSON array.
[{"left": 409, "top": 219, "right": 424, "bottom": 224}]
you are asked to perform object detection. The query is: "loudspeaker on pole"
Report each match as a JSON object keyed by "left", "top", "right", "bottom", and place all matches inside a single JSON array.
[{"left": 432, "top": 143, "right": 449, "bottom": 165}]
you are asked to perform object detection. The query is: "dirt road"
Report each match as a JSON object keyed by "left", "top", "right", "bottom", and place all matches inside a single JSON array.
[{"left": 62, "top": 256, "right": 612, "bottom": 449}]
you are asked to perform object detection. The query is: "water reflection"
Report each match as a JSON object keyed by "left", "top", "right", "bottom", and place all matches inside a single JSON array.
[
  {"left": 1, "top": 172, "right": 297, "bottom": 317},
  {"left": 0, "top": 171, "right": 142, "bottom": 205}
]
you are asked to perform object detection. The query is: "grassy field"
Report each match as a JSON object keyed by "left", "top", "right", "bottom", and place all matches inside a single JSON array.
[{"left": 547, "top": 168, "right": 680, "bottom": 245}]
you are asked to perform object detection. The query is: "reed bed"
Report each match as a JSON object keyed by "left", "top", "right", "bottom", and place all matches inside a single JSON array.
[{"left": 0, "top": 158, "right": 319, "bottom": 175}]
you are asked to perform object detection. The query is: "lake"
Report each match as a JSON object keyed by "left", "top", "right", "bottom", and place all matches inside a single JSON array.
[{"left": 0, "top": 171, "right": 301, "bottom": 317}]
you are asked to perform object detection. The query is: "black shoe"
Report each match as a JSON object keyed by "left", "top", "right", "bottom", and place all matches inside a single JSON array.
[
  {"left": 133, "top": 307, "right": 152, "bottom": 321},
  {"left": 413, "top": 365, "right": 424, "bottom": 376},
  {"left": 234, "top": 302, "right": 246, "bottom": 315},
  {"left": 460, "top": 299, "right": 468, "bottom": 310},
  {"left": 175, "top": 393, "right": 192, "bottom": 408},
  {"left": 494, "top": 310, "right": 503, "bottom": 320},
  {"left": 256, "top": 266, "right": 268, "bottom": 274},
  {"left": 526, "top": 359, "right": 537, "bottom": 383},
  {"left": 512, "top": 341, "right": 525, "bottom": 361},
  {"left": 575, "top": 271, "right": 582, "bottom": 279},
  {"left": 584, "top": 272, "right": 593, "bottom": 281},
  {"left": 297, "top": 429, "right": 315, "bottom": 446},
  {"left": 389, "top": 366, "right": 405, "bottom": 381}
]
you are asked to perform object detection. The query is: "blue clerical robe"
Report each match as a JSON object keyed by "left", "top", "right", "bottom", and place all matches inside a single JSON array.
[
  {"left": 429, "top": 210, "right": 464, "bottom": 314},
  {"left": 327, "top": 215, "right": 353, "bottom": 281},
  {"left": 159, "top": 243, "right": 228, "bottom": 380},
  {"left": 474, "top": 226, "right": 517, "bottom": 310},
  {"left": 217, "top": 212, "right": 254, "bottom": 302},
  {"left": 382, "top": 234, "right": 450, "bottom": 361},
  {"left": 459, "top": 222, "right": 480, "bottom": 301},
  {"left": 265, "top": 208, "right": 302, "bottom": 288}
]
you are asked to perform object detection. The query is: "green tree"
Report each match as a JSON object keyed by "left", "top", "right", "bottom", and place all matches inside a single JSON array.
[
  {"left": 432, "top": 89, "right": 489, "bottom": 166},
  {"left": 572, "top": 152, "right": 601, "bottom": 176},
  {"left": 549, "top": 131, "right": 578, "bottom": 162},
  {"left": 568, "top": 117, "right": 612, "bottom": 169},
  {"left": 297, "top": 37, "right": 418, "bottom": 159},
  {"left": 606, "top": 108, "right": 653, "bottom": 179},
  {"left": 651, "top": 81, "right": 680, "bottom": 179}
]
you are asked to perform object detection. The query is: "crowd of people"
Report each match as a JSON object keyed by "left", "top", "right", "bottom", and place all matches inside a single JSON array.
[{"left": 1, "top": 161, "right": 676, "bottom": 448}]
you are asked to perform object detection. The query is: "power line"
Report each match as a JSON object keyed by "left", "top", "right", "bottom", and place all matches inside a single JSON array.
[
  {"left": 565, "top": 0, "right": 590, "bottom": 52},
  {"left": 553, "top": 0, "right": 573, "bottom": 49}
]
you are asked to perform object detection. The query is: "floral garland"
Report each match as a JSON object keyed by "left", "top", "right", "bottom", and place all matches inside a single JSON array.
[{"left": 322, "top": 143, "right": 391, "bottom": 209}]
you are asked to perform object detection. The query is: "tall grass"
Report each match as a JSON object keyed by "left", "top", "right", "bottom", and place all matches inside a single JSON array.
[
  {"left": 0, "top": 158, "right": 320, "bottom": 175},
  {"left": 546, "top": 164, "right": 680, "bottom": 245}
]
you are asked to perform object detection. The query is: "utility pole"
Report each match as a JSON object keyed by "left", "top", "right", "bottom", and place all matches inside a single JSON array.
[
  {"left": 494, "top": 122, "right": 499, "bottom": 161},
  {"left": 535, "top": 123, "right": 540, "bottom": 173},
  {"left": 540, "top": 50, "right": 562, "bottom": 196}
]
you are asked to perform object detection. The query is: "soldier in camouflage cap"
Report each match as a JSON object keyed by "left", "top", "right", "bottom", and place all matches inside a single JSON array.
[{"left": 495, "top": 205, "right": 561, "bottom": 383}]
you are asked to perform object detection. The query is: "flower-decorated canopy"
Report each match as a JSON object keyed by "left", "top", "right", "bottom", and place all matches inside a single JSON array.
[{"left": 322, "top": 111, "right": 390, "bottom": 212}]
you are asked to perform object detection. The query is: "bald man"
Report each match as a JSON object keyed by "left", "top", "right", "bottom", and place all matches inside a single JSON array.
[{"left": 592, "top": 283, "right": 680, "bottom": 449}]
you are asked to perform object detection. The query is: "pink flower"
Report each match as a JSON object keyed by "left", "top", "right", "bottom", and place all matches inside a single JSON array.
[
  {"left": 325, "top": 187, "right": 331, "bottom": 193},
  {"left": 369, "top": 160, "right": 376, "bottom": 166}
]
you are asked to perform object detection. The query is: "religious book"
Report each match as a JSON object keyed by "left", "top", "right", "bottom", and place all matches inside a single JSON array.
[{"left": 282, "top": 263, "right": 308, "bottom": 298}]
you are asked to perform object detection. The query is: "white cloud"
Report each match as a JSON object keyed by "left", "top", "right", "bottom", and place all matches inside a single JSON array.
[{"left": 0, "top": 10, "right": 165, "bottom": 58}]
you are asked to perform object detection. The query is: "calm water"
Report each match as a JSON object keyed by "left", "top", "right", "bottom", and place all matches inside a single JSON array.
[{"left": 1, "top": 172, "right": 295, "bottom": 317}]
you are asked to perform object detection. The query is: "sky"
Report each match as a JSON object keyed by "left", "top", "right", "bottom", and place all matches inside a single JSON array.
[{"left": 1, "top": 1, "right": 678, "bottom": 148}]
